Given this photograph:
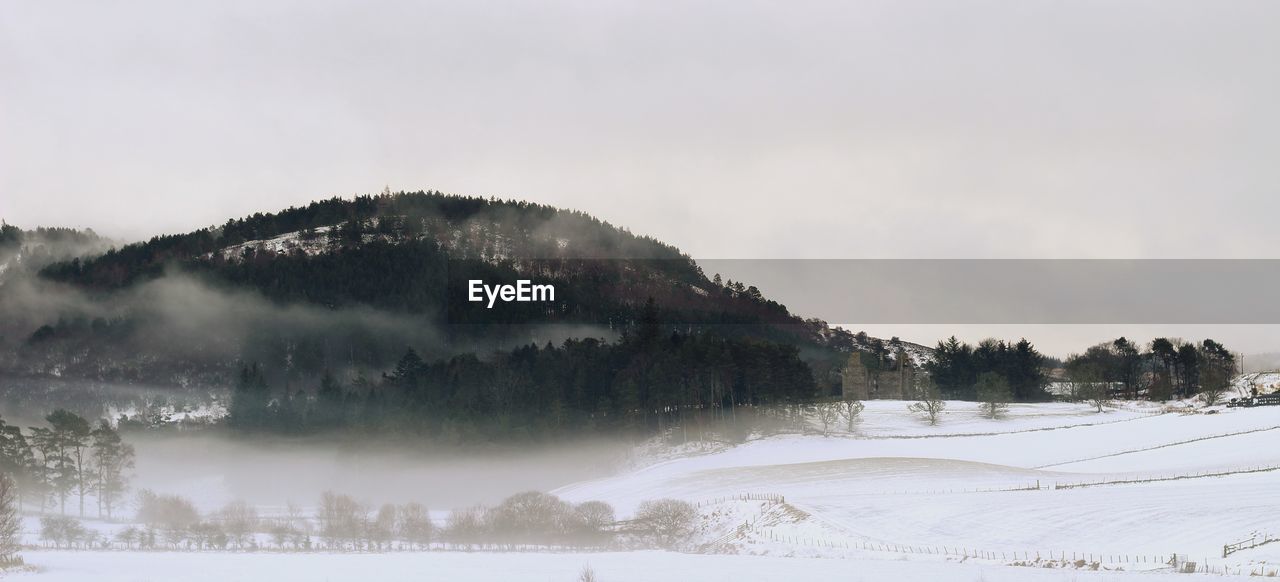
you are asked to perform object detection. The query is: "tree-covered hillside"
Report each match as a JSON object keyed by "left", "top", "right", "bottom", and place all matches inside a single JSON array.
[
  {"left": 39, "top": 191, "right": 799, "bottom": 327},
  {"left": 4, "top": 192, "right": 867, "bottom": 421}
]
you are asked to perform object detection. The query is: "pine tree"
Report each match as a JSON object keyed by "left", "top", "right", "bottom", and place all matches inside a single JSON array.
[
  {"left": 1150, "top": 338, "right": 1178, "bottom": 398},
  {"left": 34, "top": 410, "right": 91, "bottom": 516},
  {"left": 90, "top": 420, "right": 135, "bottom": 519},
  {"left": 0, "top": 417, "right": 35, "bottom": 512},
  {"left": 228, "top": 363, "right": 272, "bottom": 430},
  {"left": 1112, "top": 337, "right": 1141, "bottom": 399},
  {"left": 315, "top": 369, "right": 347, "bottom": 429},
  {"left": 1196, "top": 339, "right": 1234, "bottom": 405},
  {"left": 1176, "top": 343, "right": 1200, "bottom": 398}
]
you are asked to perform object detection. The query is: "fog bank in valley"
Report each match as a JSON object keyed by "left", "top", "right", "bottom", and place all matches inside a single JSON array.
[{"left": 127, "top": 431, "right": 629, "bottom": 513}]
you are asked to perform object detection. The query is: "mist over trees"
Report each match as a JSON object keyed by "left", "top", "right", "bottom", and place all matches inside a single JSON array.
[
  {"left": 0, "top": 224, "right": 111, "bottom": 272},
  {"left": 29, "top": 488, "right": 676, "bottom": 554},
  {"left": 222, "top": 326, "right": 1245, "bottom": 439},
  {"left": 3, "top": 191, "right": 849, "bottom": 418},
  {"left": 0, "top": 410, "right": 134, "bottom": 517},
  {"left": 227, "top": 307, "right": 817, "bottom": 440},
  {"left": 0, "top": 475, "right": 19, "bottom": 565},
  {"left": 0, "top": 193, "right": 1254, "bottom": 447}
]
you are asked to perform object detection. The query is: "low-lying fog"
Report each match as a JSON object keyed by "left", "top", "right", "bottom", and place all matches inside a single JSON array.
[{"left": 128, "top": 432, "right": 628, "bottom": 513}]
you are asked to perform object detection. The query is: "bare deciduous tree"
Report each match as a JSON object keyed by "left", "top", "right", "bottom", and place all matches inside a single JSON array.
[
  {"left": 634, "top": 498, "right": 697, "bottom": 549},
  {"left": 1070, "top": 365, "right": 1111, "bottom": 412},
  {"left": 0, "top": 475, "right": 20, "bottom": 564},
  {"left": 488, "top": 491, "right": 573, "bottom": 547},
  {"left": 1198, "top": 363, "right": 1229, "bottom": 406},
  {"left": 573, "top": 500, "right": 615, "bottom": 546},
  {"left": 397, "top": 502, "right": 433, "bottom": 549},
  {"left": 908, "top": 378, "right": 946, "bottom": 425},
  {"left": 136, "top": 489, "right": 200, "bottom": 546},
  {"left": 814, "top": 402, "right": 840, "bottom": 436},
  {"left": 976, "top": 372, "right": 1011, "bottom": 419},
  {"left": 370, "top": 503, "right": 397, "bottom": 550},
  {"left": 444, "top": 506, "right": 488, "bottom": 550},
  {"left": 836, "top": 398, "right": 865, "bottom": 433},
  {"left": 318, "top": 491, "right": 365, "bottom": 551},
  {"left": 220, "top": 500, "right": 258, "bottom": 550}
]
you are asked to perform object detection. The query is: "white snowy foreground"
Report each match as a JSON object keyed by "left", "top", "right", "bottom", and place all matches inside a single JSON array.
[
  {"left": 556, "top": 401, "right": 1280, "bottom": 577},
  {"left": 9, "top": 550, "right": 1243, "bottom": 582},
  {"left": 13, "top": 400, "right": 1280, "bottom": 580}
]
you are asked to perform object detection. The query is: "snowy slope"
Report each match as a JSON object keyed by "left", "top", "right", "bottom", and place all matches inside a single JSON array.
[
  {"left": 556, "top": 400, "right": 1280, "bottom": 574},
  {"left": 1235, "top": 371, "right": 1280, "bottom": 394},
  {"left": 15, "top": 400, "right": 1278, "bottom": 581}
]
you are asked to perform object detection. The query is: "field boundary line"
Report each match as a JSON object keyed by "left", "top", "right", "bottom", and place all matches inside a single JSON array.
[{"left": 1034, "top": 425, "right": 1280, "bottom": 469}]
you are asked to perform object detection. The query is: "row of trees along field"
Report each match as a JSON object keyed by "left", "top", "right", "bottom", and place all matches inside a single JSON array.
[
  {"left": 1063, "top": 337, "right": 1236, "bottom": 403},
  {"left": 34, "top": 489, "right": 696, "bottom": 554},
  {"left": 922, "top": 335, "right": 1236, "bottom": 403},
  {"left": 227, "top": 331, "right": 1241, "bottom": 439},
  {"left": 0, "top": 411, "right": 135, "bottom": 519}
]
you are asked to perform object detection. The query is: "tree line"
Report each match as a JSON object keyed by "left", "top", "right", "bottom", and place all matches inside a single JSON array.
[
  {"left": 36, "top": 489, "right": 698, "bottom": 554},
  {"left": 923, "top": 337, "right": 1049, "bottom": 401},
  {"left": 0, "top": 410, "right": 135, "bottom": 519},
  {"left": 1063, "top": 337, "right": 1236, "bottom": 404},
  {"left": 228, "top": 311, "right": 817, "bottom": 441}
]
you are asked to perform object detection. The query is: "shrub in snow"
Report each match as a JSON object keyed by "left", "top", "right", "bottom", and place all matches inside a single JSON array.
[{"left": 634, "top": 498, "right": 697, "bottom": 549}]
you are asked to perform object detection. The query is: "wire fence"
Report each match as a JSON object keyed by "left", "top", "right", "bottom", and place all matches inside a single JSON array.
[
  {"left": 694, "top": 493, "right": 785, "bottom": 508},
  {"left": 1035, "top": 424, "right": 1280, "bottom": 469},
  {"left": 834, "top": 462, "right": 1280, "bottom": 496},
  {"left": 699, "top": 492, "right": 1278, "bottom": 576},
  {"left": 1052, "top": 463, "right": 1280, "bottom": 489},
  {"left": 1223, "top": 531, "right": 1277, "bottom": 558}
]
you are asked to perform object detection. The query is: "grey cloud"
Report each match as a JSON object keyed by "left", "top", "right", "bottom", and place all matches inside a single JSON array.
[{"left": 4, "top": 0, "right": 1279, "bottom": 351}]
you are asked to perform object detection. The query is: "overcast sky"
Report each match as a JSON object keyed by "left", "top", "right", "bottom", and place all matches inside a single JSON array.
[{"left": 4, "top": 0, "right": 1280, "bottom": 355}]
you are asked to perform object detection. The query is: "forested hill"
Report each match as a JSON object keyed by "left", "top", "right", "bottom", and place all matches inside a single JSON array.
[
  {"left": 39, "top": 191, "right": 822, "bottom": 333},
  {"left": 0, "top": 223, "right": 113, "bottom": 281},
  {"left": 3, "top": 191, "right": 901, "bottom": 417}
]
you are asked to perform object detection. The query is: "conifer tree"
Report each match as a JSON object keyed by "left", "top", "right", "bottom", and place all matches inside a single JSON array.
[
  {"left": 0, "top": 417, "right": 35, "bottom": 512},
  {"left": 90, "top": 420, "right": 135, "bottom": 519}
]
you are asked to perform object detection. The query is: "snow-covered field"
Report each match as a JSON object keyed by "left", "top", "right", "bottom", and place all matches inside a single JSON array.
[
  {"left": 13, "top": 400, "right": 1280, "bottom": 580},
  {"left": 11, "top": 549, "right": 1249, "bottom": 582},
  {"left": 557, "top": 401, "right": 1280, "bottom": 577}
]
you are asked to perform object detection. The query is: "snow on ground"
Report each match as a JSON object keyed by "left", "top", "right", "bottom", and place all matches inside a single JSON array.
[
  {"left": 210, "top": 226, "right": 335, "bottom": 261},
  {"left": 15, "top": 400, "right": 1280, "bottom": 580},
  {"left": 833, "top": 400, "right": 1159, "bottom": 438},
  {"left": 561, "top": 403, "right": 1280, "bottom": 513},
  {"left": 556, "top": 400, "right": 1280, "bottom": 576},
  {"left": 1234, "top": 371, "right": 1280, "bottom": 394},
  {"left": 11, "top": 549, "right": 1251, "bottom": 582},
  {"left": 106, "top": 399, "right": 229, "bottom": 428}
]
